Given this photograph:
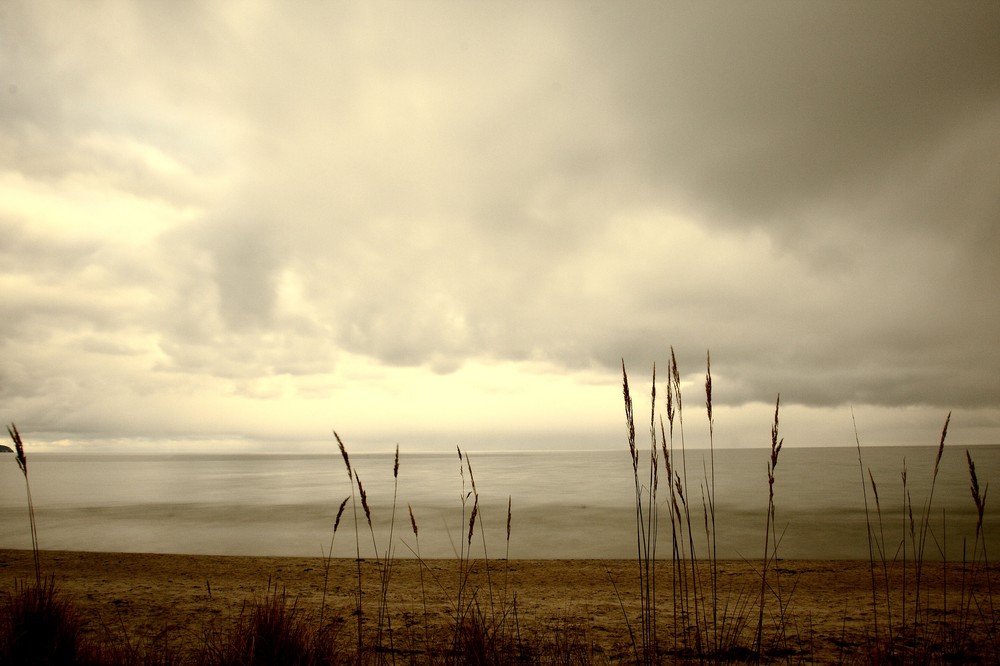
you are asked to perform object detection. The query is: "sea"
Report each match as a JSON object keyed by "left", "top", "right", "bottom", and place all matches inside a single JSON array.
[{"left": 1, "top": 445, "right": 998, "bottom": 561}]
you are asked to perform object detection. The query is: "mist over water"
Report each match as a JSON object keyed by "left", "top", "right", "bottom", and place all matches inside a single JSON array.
[{"left": 1, "top": 446, "right": 997, "bottom": 560}]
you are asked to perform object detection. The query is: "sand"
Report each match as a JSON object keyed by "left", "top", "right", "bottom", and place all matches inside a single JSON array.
[{"left": 1, "top": 549, "right": 997, "bottom": 663}]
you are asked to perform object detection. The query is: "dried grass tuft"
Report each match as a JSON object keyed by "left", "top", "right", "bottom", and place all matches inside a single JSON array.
[{"left": 0, "top": 577, "right": 89, "bottom": 665}]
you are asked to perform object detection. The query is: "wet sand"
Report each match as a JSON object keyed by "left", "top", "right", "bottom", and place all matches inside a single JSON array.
[{"left": 1, "top": 549, "right": 996, "bottom": 662}]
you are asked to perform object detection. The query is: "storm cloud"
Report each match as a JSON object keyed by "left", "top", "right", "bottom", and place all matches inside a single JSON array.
[{"left": 2, "top": 1, "right": 998, "bottom": 449}]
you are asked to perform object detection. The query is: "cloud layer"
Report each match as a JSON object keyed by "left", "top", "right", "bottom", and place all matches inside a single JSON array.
[{"left": 2, "top": 2, "right": 998, "bottom": 448}]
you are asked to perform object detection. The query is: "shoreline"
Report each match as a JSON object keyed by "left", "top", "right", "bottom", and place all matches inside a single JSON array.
[{"left": 2, "top": 549, "right": 997, "bottom": 662}]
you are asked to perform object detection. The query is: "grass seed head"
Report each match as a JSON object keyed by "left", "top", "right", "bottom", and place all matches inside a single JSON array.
[
  {"left": 622, "top": 361, "right": 637, "bottom": 471},
  {"left": 907, "top": 490, "right": 916, "bottom": 538},
  {"left": 650, "top": 363, "right": 657, "bottom": 435},
  {"left": 868, "top": 469, "right": 880, "bottom": 510},
  {"left": 934, "top": 412, "right": 951, "bottom": 474},
  {"left": 466, "top": 456, "right": 477, "bottom": 495},
  {"left": 770, "top": 395, "right": 782, "bottom": 470},
  {"left": 333, "top": 497, "right": 349, "bottom": 533},
  {"left": 666, "top": 378, "right": 675, "bottom": 431},
  {"left": 468, "top": 499, "right": 479, "bottom": 546},
  {"left": 408, "top": 504, "right": 418, "bottom": 538},
  {"left": 8, "top": 423, "right": 26, "bottom": 475},
  {"left": 705, "top": 351, "right": 713, "bottom": 425},
  {"left": 968, "top": 450, "right": 987, "bottom": 536},
  {"left": 660, "top": 418, "right": 670, "bottom": 473},
  {"left": 356, "top": 473, "right": 372, "bottom": 528},
  {"left": 335, "top": 431, "right": 352, "bottom": 480},
  {"left": 968, "top": 450, "right": 981, "bottom": 503},
  {"left": 670, "top": 346, "right": 682, "bottom": 412},
  {"left": 506, "top": 496, "right": 512, "bottom": 542}
]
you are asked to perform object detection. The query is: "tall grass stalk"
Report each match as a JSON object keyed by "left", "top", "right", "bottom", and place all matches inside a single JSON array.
[
  {"left": 453, "top": 446, "right": 489, "bottom": 658},
  {"left": 621, "top": 360, "right": 657, "bottom": 664},
  {"left": 374, "top": 445, "right": 401, "bottom": 659},
  {"left": 754, "top": 394, "right": 783, "bottom": 658},
  {"left": 7, "top": 424, "right": 40, "bottom": 587},
  {"left": 853, "top": 410, "right": 883, "bottom": 658},
  {"left": 622, "top": 358, "right": 639, "bottom": 660},
  {"left": 335, "top": 431, "right": 364, "bottom": 660},
  {"left": 868, "top": 467, "right": 896, "bottom": 653},
  {"left": 963, "top": 449, "right": 994, "bottom": 654},
  {"left": 470, "top": 452, "right": 499, "bottom": 625},
  {"left": 705, "top": 351, "right": 719, "bottom": 656},
  {"left": 408, "top": 504, "right": 430, "bottom": 651},
  {"left": 913, "top": 413, "right": 949, "bottom": 630},
  {"left": 656, "top": 349, "right": 711, "bottom": 658},
  {"left": 646, "top": 365, "right": 658, "bottom": 658},
  {"left": 446, "top": 449, "right": 521, "bottom": 664},
  {"left": 900, "top": 461, "right": 909, "bottom": 633},
  {"left": 320, "top": 496, "right": 349, "bottom": 627},
  {"left": 670, "top": 349, "right": 705, "bottom": 658},
  {"left": 622, "top": 351, "right": 735, "bottom": 663},
  {"left": 455, "top": 447, "right": 471, "bottom": 646},
  {"left": 339, "top": 438, "right": 400, "bottom": 662},
  {"left": 503, "top": 495, "right": 518, "bottom": 651},
  {"left": 662, "top": 374, "right": 683, "bottom": 657},
  {"left": 356, "top": 473, "right": 378, "bottom": 563},
  {"left": 855, "top": 412, "right": 965, "bottom": 661},
  {"left": 503, "top": 496, "right": 512, "bottom": 607}
]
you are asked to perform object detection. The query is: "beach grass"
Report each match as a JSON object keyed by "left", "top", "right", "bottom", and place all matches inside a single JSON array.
[{"left": 3, "top": 355, "right": 1000, "bottom": 665}]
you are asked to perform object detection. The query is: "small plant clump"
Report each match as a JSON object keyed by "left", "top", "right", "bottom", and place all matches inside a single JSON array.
[
  {"left": 200, "top": 583, "right": 338, "bottom": 666},
  {"left": 0, "top": 576, "right": 89, "bottom": 665}
]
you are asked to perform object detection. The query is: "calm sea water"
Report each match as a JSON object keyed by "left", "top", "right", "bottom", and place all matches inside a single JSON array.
[{"left": 1, "top": 446, "right": 997, "bottom": 560}]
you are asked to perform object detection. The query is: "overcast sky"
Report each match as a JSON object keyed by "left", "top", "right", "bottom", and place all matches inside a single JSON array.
[{"left": 2, "top": 2, "right": 998, "bottom": 453}]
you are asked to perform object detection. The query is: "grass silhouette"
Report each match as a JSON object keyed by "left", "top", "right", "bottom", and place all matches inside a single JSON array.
[{"left": 2, "top": 355, "right": 998, "bottom": 664}]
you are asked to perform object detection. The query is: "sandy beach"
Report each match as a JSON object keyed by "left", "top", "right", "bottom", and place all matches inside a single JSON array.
[{"left": 2, "top": 549, "right": 997, "bottom": 663}]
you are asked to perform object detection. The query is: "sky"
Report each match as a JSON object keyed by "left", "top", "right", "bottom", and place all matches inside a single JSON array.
[{"left": 1, "top": 1, "right": 998, "bottom": 454}]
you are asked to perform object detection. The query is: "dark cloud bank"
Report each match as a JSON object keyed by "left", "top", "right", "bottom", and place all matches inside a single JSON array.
[{"left": 1, "top": 2, "right": 998, "bottom": 445}]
